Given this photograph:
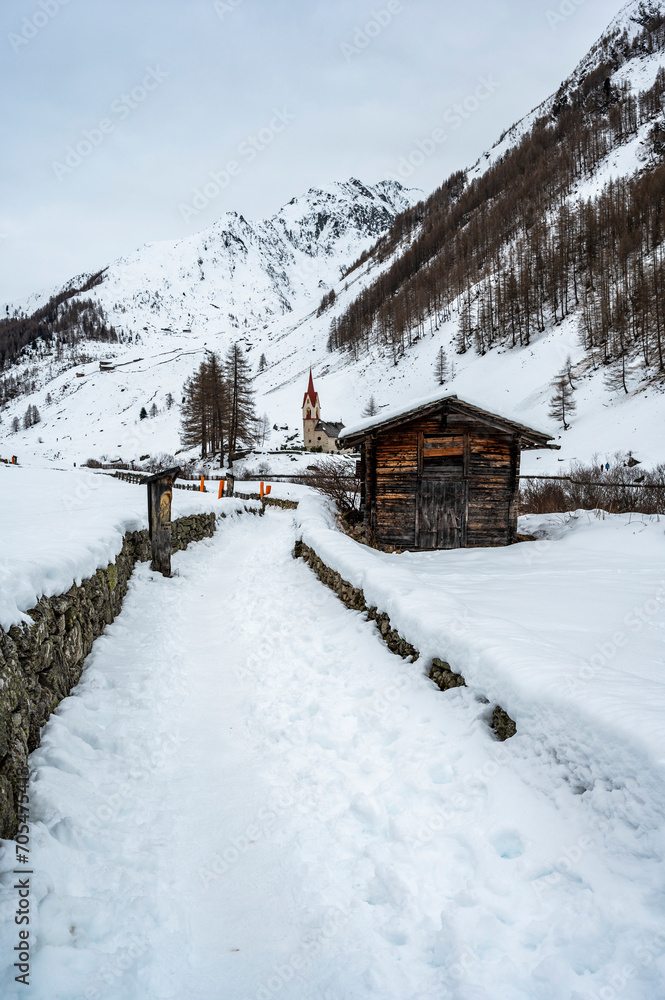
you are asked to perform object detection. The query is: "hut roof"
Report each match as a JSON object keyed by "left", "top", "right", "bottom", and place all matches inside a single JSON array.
[{"left": 339, "top": 393, "right": 558, "bottom": 450}]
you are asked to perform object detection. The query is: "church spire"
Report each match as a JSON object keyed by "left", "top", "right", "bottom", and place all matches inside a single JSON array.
[{"left": 303, "top": 368, "right": 319, "bottom": 410}]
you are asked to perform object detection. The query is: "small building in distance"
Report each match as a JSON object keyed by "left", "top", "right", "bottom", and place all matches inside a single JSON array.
[
  {"left": 302, "top": 371, "right": 345, "bottom": 453},
  {"left": 339, "top": 393, "right": 558, "bottom": 551}
]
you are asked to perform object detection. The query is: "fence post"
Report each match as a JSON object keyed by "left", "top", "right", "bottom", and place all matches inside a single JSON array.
[{"left": 141, "top": 466, "right": 181, "bottom": 577}]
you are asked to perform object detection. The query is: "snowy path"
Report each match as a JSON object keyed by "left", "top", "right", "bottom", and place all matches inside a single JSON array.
[{"left": 1, "top": 512, "right": 665, "bottom": 999}]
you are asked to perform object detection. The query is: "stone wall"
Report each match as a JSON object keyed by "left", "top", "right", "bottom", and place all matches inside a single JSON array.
[
  {"left": 234, "top": 493, "right": 299, "bottom": 511},
  {"left": 0, "top": 509, "right": 225, "bottom": 840},
  {"left": 294, "top": 540, "right": 517, "bottom": 743}
]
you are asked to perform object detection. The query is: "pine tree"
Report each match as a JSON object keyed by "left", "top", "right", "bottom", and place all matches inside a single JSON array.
[
  {"left": 139, "top": 407, "right": 148, "bottom": 420},
  {"left": 204, "top": 352, "right": 229, "bottom": 463},
  {"left": 224, "top": 342, "right": 256, "bottom": 461},
  {"left": 150, "top": 402, "right": 158, "bottom": 418},
  {"left": 258, "top": 353, "right": 267, "bottom": 373},
  {"left": 362, "top": 396, "right": 378, "bottom": 417},
  {"left": 166, "top": 393, "right": 174, "bottom": 409},
  {"left": 23, "top": 404, "right": 40, "bottom": 429},
  {"left": 317, "top": 289, "right": 337, "bottom": 317},
  {"left": 179, "top": 353, "right": 229, "bottom": 462},
  {"left": 604, "top": 350, "right": 630, "bottom": 395},
  {"left": 548, "top": 368, "right": 577, "bottom": 430},
  {"left": 254, "top": 412, "right": 271, "bottom": 447},
  {"left": 180, "top": 370, "right": 207, "bottom": 457},
  {"left": 435, "top": 347, "right": 449, "bottom": 385}
]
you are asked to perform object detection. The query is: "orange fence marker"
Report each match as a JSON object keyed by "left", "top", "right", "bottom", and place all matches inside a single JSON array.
[
  {"left": 218, "top": 480, "right": 225, "bottom": 499},
  {"left": 259, "top": 481, "right": 264, "bottom": 499},
  {"left": 200, "top": 477, "right": 205, "bottom": 492},
  {"left": 266, "top": 485, "right": 272, "bottom": 496}
]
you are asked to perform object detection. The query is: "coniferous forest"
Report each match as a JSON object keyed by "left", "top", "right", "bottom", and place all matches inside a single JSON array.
[
  {"left": 329, "top": 7, "right": 665, "bottom": 387},
  {"left": 0, "top": 271, "right": 117, "bottom": 368}
]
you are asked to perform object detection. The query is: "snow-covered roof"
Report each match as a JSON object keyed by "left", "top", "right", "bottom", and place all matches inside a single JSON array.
[
  {"left": 316, "top": 420, "right": 344, "bottom": 438},
  {"left": 339, "top": 391, "right": 556, "bottom": 447}
]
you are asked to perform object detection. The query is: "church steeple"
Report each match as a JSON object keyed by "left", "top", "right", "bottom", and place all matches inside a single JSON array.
[
  {"left": 303, "top": 369, "right": 321, "bottom": 448},
  {"left": 302, "top": 369, "right": 320, "bottom": 422},
  {"left": 301, "top": 369, "right": 344, "bottom": 453}
]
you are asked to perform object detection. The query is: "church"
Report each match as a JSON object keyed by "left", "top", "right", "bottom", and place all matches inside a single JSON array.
[{"left": 302, "top": 371, "right": 345, "bottom": 453}]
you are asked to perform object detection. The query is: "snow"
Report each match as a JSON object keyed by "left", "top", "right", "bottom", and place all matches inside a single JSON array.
[
  {"left": 1, "top": 509, "right": 664, "bottom": 998},
  {"left": 338, "top": 389, "right": 554, "bottom": 444},
  {"left": 0, "top": 464, "right": 259, "bottom": 632},
  {"left": 3, "top": 69, "right": 665, "bottom": 478},
  {"left": 296, "top": 494, "right": 665, "bottom": 805},
  {"left": 1, "top": 6, "right": 664, "bottom": 994},
  {"left": 2, "top": 8, "right": 665, "bottom": 484}
]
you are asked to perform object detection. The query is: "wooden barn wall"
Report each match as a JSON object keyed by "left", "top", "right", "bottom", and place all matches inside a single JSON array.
[
  {"left": 370, "top": 413, "right": 521, "bottom": 550},
  {"left": 373, "top": 420, "right": 432, "bottom": 548},
  {"left": 467, "top": 429, "right": 516, "bottom": 547}
]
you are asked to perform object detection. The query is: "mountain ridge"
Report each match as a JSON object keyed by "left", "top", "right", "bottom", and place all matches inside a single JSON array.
[
  {"left": 2, "top": 1, "right": 665, "bottom": 476},
  {"left": 4, "top": 178, "right": 419, "bottom": 326}
]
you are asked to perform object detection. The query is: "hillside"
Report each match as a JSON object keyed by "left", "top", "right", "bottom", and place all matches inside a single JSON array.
[
  {"left": 323, "top": 0, "right": 665, "bottom": 468},
  {"left": 0, "top": 180, "right": 420, "bottom": 469},
  {"left": 1, "top": 0, "right": 665, "bottom": 475}
]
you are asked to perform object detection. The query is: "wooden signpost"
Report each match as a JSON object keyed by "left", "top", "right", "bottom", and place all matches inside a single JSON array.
[{"left": 141, "top": 466, "right": 181, "bottom": 577}]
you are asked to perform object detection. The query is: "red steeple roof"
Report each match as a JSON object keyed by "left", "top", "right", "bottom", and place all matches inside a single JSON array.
[{"left": 303, "top": 369, "right": 319, "bottom": 409}]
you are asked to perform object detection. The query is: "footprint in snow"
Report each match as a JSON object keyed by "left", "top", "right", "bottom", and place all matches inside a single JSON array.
[{"left": 489, "top": 830, "right": 525, "bottom": 859}]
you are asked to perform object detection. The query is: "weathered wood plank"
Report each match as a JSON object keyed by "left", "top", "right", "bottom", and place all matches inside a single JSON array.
[{"left": 358, "top": 409, "right": 536, "bottom": 551}]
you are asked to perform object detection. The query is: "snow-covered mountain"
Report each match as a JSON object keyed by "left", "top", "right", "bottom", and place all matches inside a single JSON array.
[
  {"left": 2, "top": 0, "right": 665, "bottom": 475},
  {"left": 9, "top": 179, "right": 418, "bottom": 339},
  {"left": 474, "top": 0, "right": 665, "bottom": 179}
]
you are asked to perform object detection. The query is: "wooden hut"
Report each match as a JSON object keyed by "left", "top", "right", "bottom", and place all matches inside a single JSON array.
[{"left": 339, "top": 394, "right": 558, "bottom": 551}]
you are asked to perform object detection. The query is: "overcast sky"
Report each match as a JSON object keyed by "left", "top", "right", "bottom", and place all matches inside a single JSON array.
[{"left": 1, "top": 0, "right": 616, "bottom": 304}]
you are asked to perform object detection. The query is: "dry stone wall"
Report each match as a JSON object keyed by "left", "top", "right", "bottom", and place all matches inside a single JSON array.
[
  {"left": 0, "top": 510, "right": 222, "bottom": 840},
  {"left": 234, "top": 492, "right": 299, "bottom": 511},
  {"left": 294, "top": 540, "right": 517, "bottom": 743}
]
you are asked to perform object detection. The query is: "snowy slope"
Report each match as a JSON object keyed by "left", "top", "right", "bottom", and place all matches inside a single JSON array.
[
  {"left": 2, "top": 2, "right": 665, "bottom": 475},
  {"left": 5, "top": 179, "right": 418, "bottom": 335},
  {"left": 0, "top": 179, "right": 423, "bottom": 470},
  {"left": 470, "top": 0, "right": 665, "bottom": 180}
]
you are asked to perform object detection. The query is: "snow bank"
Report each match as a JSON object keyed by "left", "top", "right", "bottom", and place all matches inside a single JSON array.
[
  {"left": 296, "top": 495, "right": 665, "bottom": 823},
  {"left": 0, "top": 465, "right": 257, "bottom": 631}
]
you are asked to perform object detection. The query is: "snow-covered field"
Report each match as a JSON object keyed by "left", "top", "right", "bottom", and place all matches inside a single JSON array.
[
  {"left": 0, "top": 464, "right": 259, "bottom": 631},
  {"left": 0, "top": 490, "right": 664, "bottom": 998}
]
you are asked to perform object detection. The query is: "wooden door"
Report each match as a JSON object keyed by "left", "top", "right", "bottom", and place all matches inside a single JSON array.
[{"left": 416, "top": 480, "right": 467, "bottom": 550}]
